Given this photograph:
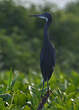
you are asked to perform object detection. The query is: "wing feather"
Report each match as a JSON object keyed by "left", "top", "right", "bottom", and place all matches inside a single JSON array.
[{"left": 40, "top": 42, "right": 56, "bottom": 81}]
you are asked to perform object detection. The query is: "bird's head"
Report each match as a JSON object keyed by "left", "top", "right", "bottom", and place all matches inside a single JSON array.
[{"left": 31, "top": 12, "right": 52, "bottom": 25}]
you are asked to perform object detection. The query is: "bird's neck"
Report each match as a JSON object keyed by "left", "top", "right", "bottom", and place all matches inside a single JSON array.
[{"left": 43, "top": 23, "right": 49, "bottom": 44}]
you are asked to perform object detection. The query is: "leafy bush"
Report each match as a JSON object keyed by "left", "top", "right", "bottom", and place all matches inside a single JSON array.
[
  {"left": 0, "top": 0, "right": 79, "bottom": 73},
  {"left": 0, "top": 70, "right": 79, "bottom": 110}
]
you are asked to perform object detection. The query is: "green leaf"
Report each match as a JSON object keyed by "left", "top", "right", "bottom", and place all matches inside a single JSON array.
[
  {"left": 0, "top": 98, "right": 5, "bottom": 110},
  {"left": 14, "top": 90, "right": 26, "bottom": 106},
  {"left": 23, "top": 105, "right": 31, "bottom": 110}
]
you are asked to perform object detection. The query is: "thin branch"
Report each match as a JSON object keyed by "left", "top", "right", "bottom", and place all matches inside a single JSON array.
[{"left": 37, "top": 89, "right": 52, "bottom": 110}]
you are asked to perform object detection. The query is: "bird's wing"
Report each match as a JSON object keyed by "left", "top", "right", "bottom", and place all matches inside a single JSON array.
[
  {"left": 49, "top": 43, "right": 56, "bottom": 66},
  {"left": 40, "top": 43, "right": 56, "bottom": 81}
]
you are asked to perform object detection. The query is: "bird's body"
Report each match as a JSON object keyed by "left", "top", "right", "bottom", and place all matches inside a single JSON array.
[
  {"left": 32, "top": 12, "right": 56, "bottom": 89},
  {"left": 40, "top": 39, "right": 56, "bottom": 81},
  {"left": 40, "top": 22, "right": 56, "bottom": 82}
]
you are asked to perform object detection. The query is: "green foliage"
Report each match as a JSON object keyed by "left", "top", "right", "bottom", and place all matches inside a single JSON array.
[
  {"left": 0, "top": 0, "right": 79, "bottom": 73},
  {"left": 0, "top": 98, "right": 6, "bottom": 110},
  {"left": 0, "top": 70, "right": 79, "bottom": 110},
  {"left": 13, "top": 90, "right": 26, "bottom": 106},
  {"left": 0, "top": 0, "right": 79, "bottom": 109}
]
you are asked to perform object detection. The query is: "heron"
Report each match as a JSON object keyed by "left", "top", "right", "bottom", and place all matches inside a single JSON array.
[{"left": 32, "top": 12, "right": 56, "bottom": 91}]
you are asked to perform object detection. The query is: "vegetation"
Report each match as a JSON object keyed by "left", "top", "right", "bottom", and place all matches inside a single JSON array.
[
  {"left": 0, "top": 70, "right": 79, "bottom": 110},
  {"left": 0, "top": 0, "right": 79, "bottom": 109},
  {"left": 0, "top": 0, "right": 79, "bottom": 73}
]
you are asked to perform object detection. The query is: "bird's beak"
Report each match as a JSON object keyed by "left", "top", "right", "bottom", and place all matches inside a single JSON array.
[
  {"left": 30, "top": 14, "right": 48, "bottom": 22},
  {"left": 30, "top": 14, "right": 46, "bottom": 19}
]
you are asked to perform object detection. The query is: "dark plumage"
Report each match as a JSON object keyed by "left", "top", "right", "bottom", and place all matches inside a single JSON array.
[
  {"left": 32, "top": 12, "right": 56, "bottom": 89},
  {"left": 40, "top": 40, "right": 56, "bottom": 81}
]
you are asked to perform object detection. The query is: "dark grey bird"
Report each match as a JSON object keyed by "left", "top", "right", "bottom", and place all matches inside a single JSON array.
[{"left": 32, "top": 12, "right": 56, "bottom": 90}]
